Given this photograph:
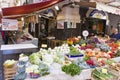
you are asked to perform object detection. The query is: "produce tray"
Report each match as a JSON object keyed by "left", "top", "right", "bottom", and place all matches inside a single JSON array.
[
  {"left": 108, "top": 68, "right": 120, "bottom": 76},
  {"left": 91, "top": 68, "right": 118, "bottom": 80},
  {"left": 4, "top": 65, "right": 17, "bottom": 80}
]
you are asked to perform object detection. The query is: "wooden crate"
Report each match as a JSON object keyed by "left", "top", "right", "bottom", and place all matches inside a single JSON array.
[{"left": 4, "top": 66, "right": 17, "bottom": 80}]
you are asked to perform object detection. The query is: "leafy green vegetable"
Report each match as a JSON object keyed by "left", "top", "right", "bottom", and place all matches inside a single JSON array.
[
  {"left": 79, "top": 39, "right": 88, "bottom": 45},
  {"left": 69, "top": 46, "right": 81, "bottom": 55},
  {"left": 29, "top": 53, "right": 41, "bottom": 65},
  {"left": 62, "top": 63, "right": 82, "bottom": 76},
  {"left": 106, "top": 60, "right": 115, "bottom": 65},
  {"left": 92, "top": 69, "right": 114, "bottom": 80},
  {"left": 84, "top": 55, "right": 90, "bottom": 61},
  {"left": 39, "top": 63, "right": 50, "bottom": 76}
]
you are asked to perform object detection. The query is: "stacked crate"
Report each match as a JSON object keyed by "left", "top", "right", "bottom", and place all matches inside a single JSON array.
[{"left": 4, "top": 65, "right": 17, "bottom": 80}]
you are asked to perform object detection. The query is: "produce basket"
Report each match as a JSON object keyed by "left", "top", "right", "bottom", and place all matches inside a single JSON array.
[
  {"left": 4, "top": 65, "right": 17, "bottom": 80},
  {"left": 107, "top": 63, "right": 120, "bottom": 79},
  {"left": 91, "top": 68, "right": 118, "bottom": 80}
]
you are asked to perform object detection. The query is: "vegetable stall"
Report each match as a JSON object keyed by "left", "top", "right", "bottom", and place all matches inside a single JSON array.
[{"left": 3, "top": 36, "right": 120, "bottom": 80}]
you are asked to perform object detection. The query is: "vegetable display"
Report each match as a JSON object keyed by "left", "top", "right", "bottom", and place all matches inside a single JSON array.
[
  {"left": 96, "top": 43, "right": 111, "bottom": 52},
  {"left": 114, "top": 50, "right": 120, "bottom": 57},
  {"left": 106, "top": 59, "right": 115, "bottom": 65},
  {"left": 6, "top": 35, "right": 120, "bottom": 79},
  {"left": 14, "top": 61, "right": 27, "bottom": 80},
  {"left": 62, "top": 63, "right": 82, "bottom": 76},
  {"left": 4, "top": 59, "right": 16, "bottom": 68},
  {"left": 39, "top": 63, "right": 50, "bottom": 76},
  {"left": 69, "top": 46, "right": 81, "bottom": 55},
  {"left": 75, "top": 58, "right": 90, "bottom": 69},
  {"left": 109, "top": 63, "right": 120, "bottom": 72},
  {"left": 29, "top": 53, "right": 41, "bottom": 65},
  {"left": 92, "top": 68, "right": 115, "bottom": 80}
]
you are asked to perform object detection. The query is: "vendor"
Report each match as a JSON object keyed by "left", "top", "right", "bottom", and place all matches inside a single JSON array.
[
  {"left": 110, "top": 28, "right": 120, "bottom": 40},
  {"left": 89, "top": 24, "right": 97, "bottom": 37}
]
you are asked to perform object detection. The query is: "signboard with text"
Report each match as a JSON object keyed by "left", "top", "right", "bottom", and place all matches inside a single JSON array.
[{"left": 2, "top": 19, "right": 18, "bottom": 31}]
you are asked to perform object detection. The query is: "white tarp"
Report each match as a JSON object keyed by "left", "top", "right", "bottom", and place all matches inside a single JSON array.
[{"left": 96, "top": 3, "right": 120, "bottom": 15}]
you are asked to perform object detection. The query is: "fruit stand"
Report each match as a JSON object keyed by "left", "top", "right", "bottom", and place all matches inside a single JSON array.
[{"left": 3, "top": 36, "right": 120, "bottom": 80}]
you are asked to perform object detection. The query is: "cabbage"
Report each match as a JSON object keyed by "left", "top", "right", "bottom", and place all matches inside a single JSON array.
[{"left": 29, "top": 53, "right": 41, "bottom": 65}]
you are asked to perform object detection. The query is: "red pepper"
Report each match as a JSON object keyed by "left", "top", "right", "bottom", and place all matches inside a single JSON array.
[
  {"left": 86, "top": 60, "right": 94, "bottom": 66},
  {"left": 109, "top": 53, "right": 114, "bottom": 58}
]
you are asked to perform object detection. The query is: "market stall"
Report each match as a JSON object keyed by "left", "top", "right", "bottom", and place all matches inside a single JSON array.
[
  {"left": 2, "top": 36, "right": 120, "bottom": 80},
  {"left": 1, "top": 0, "right": 120, "bottom": 80}
]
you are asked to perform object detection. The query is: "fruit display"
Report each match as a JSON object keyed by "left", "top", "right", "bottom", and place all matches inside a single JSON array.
[
  {"left": 108, "top": 43, "right": 119, "bottom": 52},
  {"left": 92, "top": 68, "right": 116, "bottom": 80},
  {"left": 4, "top": 59, "right": 16, "bottom": 68},
  {"left": 7, "top": 36, "right": 120, "bottom": 79},
  {"left": 67, "top": 36, "right": 81, "bottom": 45},
  {"left": 88, "top": 37, "right": 100, "bottom": 44},
  {"left": 62, "top": 63, "right": 82, "bottom": 76},
  {"left": 84, "top": 49, "right": 115, "bottom": 67}
]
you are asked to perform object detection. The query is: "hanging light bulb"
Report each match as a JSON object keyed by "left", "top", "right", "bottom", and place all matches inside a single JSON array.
[
  {"left": 55, "top": 5, "right": 59, "bottom": 11},
  {"left": 39, "top": 15, "right": 41, "bottom": 17},
  {"left": 21, "top": 17, "right": 24, "bottom": 21}
]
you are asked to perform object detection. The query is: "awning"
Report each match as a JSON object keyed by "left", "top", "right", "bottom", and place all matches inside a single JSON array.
[
  {"left": 96, "top": 3, "right": 120, "bottom": 15},
  {"left": 2, "top": 0, "right": 64, "bottom": 17}
]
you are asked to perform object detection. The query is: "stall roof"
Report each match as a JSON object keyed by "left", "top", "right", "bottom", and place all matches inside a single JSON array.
[
  {"left": 90, "top": 0, "right": 120, "bottom": 15},
  {"left": 93, "top": 0, "right": 120, "bottom": 9},
  {"left": 2, "top": 0, "right": 64, "bottom": 17}
]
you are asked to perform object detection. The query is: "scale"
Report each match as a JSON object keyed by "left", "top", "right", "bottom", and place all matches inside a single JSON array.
[{"left": 82, "top": 30, "right": 89, "bottom": 40}]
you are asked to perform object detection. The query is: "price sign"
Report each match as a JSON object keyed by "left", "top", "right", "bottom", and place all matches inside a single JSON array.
[
  {"left": 102, "top": 68, "right": 107, "bottom": 74},
  {"left": 2, "top": 19, "right": 18, "bottom": 31}
]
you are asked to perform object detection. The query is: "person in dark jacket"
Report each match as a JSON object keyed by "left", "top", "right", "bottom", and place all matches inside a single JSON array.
[{"left": 110, "top": 28, "right": 120, "bottom": 40}]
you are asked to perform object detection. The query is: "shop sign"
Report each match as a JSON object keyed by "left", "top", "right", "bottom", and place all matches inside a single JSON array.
[
  {"left": 89, "top": 9, "right": 107, "bottom": 19},
  {"left": 2, "top": 19, "right": 18, "bottom": 31}
]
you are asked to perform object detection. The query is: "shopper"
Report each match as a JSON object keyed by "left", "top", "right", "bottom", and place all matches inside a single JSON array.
[
  {"left": 110, "top": 28, "right": 120, "bottom": 40},
  {"left": 3, "top": 31, "right": 9, "bottom": 44},
  {"left": 89, "top": 24, "right": 97, "bottom": 37}
]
